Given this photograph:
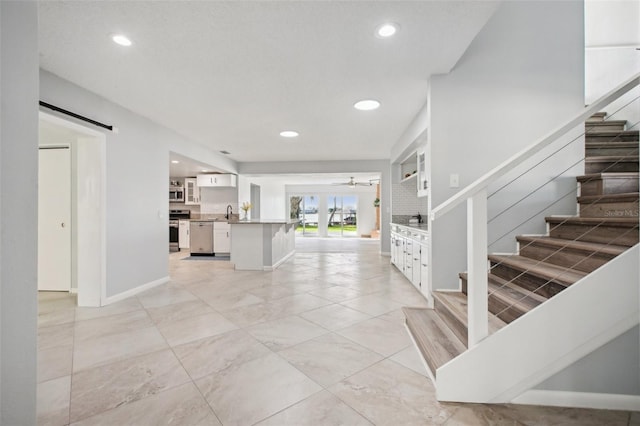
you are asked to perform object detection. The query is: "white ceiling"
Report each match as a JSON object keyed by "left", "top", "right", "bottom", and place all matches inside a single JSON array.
[{"left": 38, "top": 1, "right": 499, "bottom": 165}]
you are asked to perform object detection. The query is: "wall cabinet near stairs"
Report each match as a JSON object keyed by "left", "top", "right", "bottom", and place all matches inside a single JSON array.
[{"left": 390, "top": 223, "right": 429, "bottom": 298}]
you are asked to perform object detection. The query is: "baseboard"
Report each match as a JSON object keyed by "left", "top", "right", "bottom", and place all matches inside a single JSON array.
[
  {"left": 69, "top": 288, "right": 78, "bottom": 295},
  {"left": 513, "top": 389, "right": 640, "bottom": 412},
  {"left": 264, "top": 250, "right": 296, "bottom": 271},
  {"left": 103, "top": 276, "right": 169, "bottom": 305}
]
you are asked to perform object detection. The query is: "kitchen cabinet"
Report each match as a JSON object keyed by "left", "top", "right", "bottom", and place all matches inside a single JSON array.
[
  {"left": 197, "top": 173, "right": 237, "bottom": 188},
  {"left": 184, "top": 178, "right": 200, "bottom": 205},
  {"left": 214, "top": 221, "right": 231, "bottom": 254},
  {"left": 390, "top": 223, "right": 429, "bottom": 297},
  {"left": 417, "top": 146, "right": 428, "bottom": 198},
  {"left": 178, "top": 220, "right": 190, "bottom": 249}
]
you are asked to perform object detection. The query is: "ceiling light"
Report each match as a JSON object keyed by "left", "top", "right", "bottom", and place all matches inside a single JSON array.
[
  {"left": 280, "top": 130, "right": 299, "bottom": 138},
  {"left": 354, "top": 100, "right": 380, "bottom": 111},
  {"left": 112, "top": 34, "right": 132, "bottom": 46},
  {"left": 171, "top": 160, "right": 179, "bottom": 164},
  {"left": 376, "top": 23, "right": 398, "bottom": 38},
  {"left": 201, "top": 169, "right": 209, "bottom": 172}
]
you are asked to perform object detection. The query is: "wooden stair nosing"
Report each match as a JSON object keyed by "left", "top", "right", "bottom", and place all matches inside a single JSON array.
[
  {"left": 516, "top": 235, "right": 628, "bottom": 257},
  {"left": 577, "top": 192, "right": 639, "bottom": 204},
  {"left": 488, "top": 254, "right": 587, "bottom": 286},
  {"left": 545, "top": 216, "right": 639, "bottom": 227},
  {"left": 585, "top": 155, "right": 639, "bottom": 164},
  {"left": 403, "top": 307, "right": 466, "bottom": 376},
  {"left": 577, "top": 172, "right": 639, "bottom": 182}
]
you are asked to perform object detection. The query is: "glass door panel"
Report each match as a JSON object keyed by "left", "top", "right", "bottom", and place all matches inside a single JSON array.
[
  {"left": 327, "top": 195, "right": 358, "bottom": 237},
  {"left": 290, "top": 195, "right": 318, "bottom": 236}
]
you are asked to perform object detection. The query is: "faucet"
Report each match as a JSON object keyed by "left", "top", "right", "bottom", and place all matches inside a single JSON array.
[
  {"left": 412, "top": 213, "right": 422, "bottom": 224},
  {"left": 225, "top": 204, "right": 233, "bottom": 220}
]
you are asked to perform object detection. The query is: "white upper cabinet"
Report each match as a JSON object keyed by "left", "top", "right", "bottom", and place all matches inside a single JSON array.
[
  {"left": 417, "top": 146, "right": 428, "bottom": 198},
  {"left": 184, "top": 178, "right": 200, "bottom": 205},
  {"left": 197, "top": 174, "right": 237, "bottom": 187}
]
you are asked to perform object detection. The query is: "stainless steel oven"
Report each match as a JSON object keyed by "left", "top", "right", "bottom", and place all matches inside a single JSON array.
[{"left": 169, "top": 210, "right": 190, "bottom": 252}]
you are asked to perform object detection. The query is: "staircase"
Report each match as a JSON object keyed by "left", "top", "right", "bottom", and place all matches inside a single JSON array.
[{"left": 404, "top": 112, "right": 639, "bottom": 380}]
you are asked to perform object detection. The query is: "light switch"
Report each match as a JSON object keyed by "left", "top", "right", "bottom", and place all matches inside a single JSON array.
[{"left": 450, "top": 174, "right": 459, "bottom": 188}]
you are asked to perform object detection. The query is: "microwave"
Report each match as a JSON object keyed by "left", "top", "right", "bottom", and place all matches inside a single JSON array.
[{"left": 169, "top": 186, "right": 184, "bottom": 202}]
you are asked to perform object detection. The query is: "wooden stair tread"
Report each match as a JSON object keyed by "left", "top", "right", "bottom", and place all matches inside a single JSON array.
[
  {"left": 516, "top": 235, "right": 628, "bottom": 256},
  {"left": 488, "top": 254, "right": 587, "bottom": 285},
  {"left": 403, "top": 307, "right": 466, "bottom": 376},
  {"left": 545, "top": 216, "right": 639, "bottom": 226},
  {"left": 577, "top": 192, "right": 639, "bottom": 203},
  {"left": 586, "top": 112, "right": 607, "bottom": 121},
  {"left": 577, "top": 172, "right": 639, "bottom": 181},
  {"left": 433, "top": 291, "right": 506, "bottom": 334},
  {"left": 584, "top": 130, "right": 638, "bottom": 137},
  {"left": 586, "top": 120, "right": 627, "bottom": 126}
]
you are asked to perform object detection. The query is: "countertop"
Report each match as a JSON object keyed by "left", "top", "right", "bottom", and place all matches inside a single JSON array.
[
  {"left": 391, "top": 222, "right": 429, "bottom": 231},
  {"left": 229, "top": 219, "right": 300, "bottom": 225}
]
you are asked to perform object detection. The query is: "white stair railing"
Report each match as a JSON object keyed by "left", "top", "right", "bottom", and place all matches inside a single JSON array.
[{"left": 429, "top": 72, "right": 640, "bottom": 348}]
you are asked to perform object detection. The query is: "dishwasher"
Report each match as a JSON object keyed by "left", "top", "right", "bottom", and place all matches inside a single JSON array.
[{"left": 189, "top": 221, "right": 214, "bottom": 255}]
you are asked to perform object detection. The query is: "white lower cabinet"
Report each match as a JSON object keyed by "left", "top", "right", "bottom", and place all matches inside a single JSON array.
[
  {"left": 214, "top": 221, "right": 231, "bottom": 254},
  {"left": 178, "top": 220, "right": 190, "bottom": 249},
  {"left": 390, "top": 224, "right": 429, "bottom": 295}
]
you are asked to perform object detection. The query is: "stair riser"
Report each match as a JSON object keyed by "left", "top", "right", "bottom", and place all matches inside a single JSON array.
[
  {"left": 488, "top": 294, "right": 526, "bottom": 324},
  {"left": 460, "top": 276, "right": 527, "bottom": 323},
  {"left": 434, "top": 297, "right": 468, "bottom": 348},
  {"left": 585, "top": 123, "right": 625, "bottom": 132},
  {"left": 579, "top": 200, "right": 639, "bottom": 218},
  {"left": 586, "top": 134, "right": 639, "bottom": 143},
  {"left": 548, "top": 222, "right": 639, "bottom": 247},
  {"left": 490, "top": 263, "right": 567, "bottom": 299},
  {"left": 585, "top": 161, "right": 639, "bottom": 174},
  {"left": 518, "top": 243, "right": 616, "bottom": 273},
  {"left": 580, "top": 178, "right": 639, "bottom": 196},
  {"left": 586, "top": 146, "right": 638, "bottom": 157}
]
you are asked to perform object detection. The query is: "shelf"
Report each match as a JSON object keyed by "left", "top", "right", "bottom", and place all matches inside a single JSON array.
[{"left": 401, "top": 173, "right": 417, "bottom": 183}]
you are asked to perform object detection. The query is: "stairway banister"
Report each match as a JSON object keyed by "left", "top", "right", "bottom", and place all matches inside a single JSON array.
[{"left": 430, "top": 72, "right": 640, "bottom": 222}]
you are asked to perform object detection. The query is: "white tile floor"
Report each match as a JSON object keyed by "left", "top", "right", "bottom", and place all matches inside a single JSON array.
[{"left": 37, "top": 238, "right": 637, "bottom": 425}]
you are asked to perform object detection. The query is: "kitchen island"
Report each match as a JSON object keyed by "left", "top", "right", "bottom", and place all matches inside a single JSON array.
[{"left": 229, "top": 219, "right": 298, "bottom": 271}]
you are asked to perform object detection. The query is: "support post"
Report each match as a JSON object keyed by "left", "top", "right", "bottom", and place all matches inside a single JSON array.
[{"left": 467, "top": 189, "right": 489, "bottom": 347}]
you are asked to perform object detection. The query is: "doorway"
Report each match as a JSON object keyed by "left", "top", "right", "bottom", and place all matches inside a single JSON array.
[
  {"left": 327, "top": 194, "right": 358, "bottom": 237},
  {"left": 38, "top": 147, "right": 71, "bottom": 291},
  {"left": 39, "top": 112, "right": 106, "bottom": 306},
  {"left": 250, "top": 183, "right": 261, "bottom": 220},
  {"left": 291, "top": 195, "right": 319, "bottom": 236}
]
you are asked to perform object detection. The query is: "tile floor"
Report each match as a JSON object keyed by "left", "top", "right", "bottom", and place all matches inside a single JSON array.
[{"left": 37, "top": 238, "right": 638, "bottom": 425}]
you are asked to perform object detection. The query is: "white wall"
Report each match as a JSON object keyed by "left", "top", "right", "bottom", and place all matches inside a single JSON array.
[
  {"left": 585, "top": 0, "right": 640, "bottom": 104},
  {"left": 536, "top": 325, "right": 639, "bottom": 395},
  {"left": 428, "top": 0, "right": 585, "bottom": 289},
  {"left": 199, "top": 187, "right": 238, "bottom": 215},
  {"left": 1, "top": 1, "right": 38, "bottom": 423},
  {"left": 40, "top": 70, "right": 237, "bottom": 299}
]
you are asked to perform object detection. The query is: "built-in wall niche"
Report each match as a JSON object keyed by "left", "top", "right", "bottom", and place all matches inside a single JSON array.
[{"left": 400, "top": 152, "right": 418, "bottom": 182}]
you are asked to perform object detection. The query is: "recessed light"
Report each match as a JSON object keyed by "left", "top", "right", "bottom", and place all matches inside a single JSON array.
[
  {"left": 201, "top": 169, "right": 209, "bottom": 172},
  {"left": 171, "top": 160, "right": 179, "bottom": 164},
  {"left": 112, "top": 34, "right": 132, "bottom": 47},
  {"left": 354, "top": 100, "right": 381, "bottom": 111},
  {"left": 280, "top": 130, "right": 299, "bottom": 138},
  {"left": 376, "top": 23, "right": 398, "bottom": 38}
]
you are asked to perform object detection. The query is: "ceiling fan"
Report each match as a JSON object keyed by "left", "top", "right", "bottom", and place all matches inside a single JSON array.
[{"left": 332, "top": 177, "right": 372, "bottom": 188}]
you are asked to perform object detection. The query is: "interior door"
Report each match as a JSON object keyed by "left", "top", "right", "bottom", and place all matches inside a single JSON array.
[{"left": 38, "top": 147, "right": 71, "bottom": 291}]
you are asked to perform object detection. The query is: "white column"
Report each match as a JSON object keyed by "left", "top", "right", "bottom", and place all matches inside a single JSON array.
[{"left": 467, "top": 189, "right": 489, "bottom": 347}]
